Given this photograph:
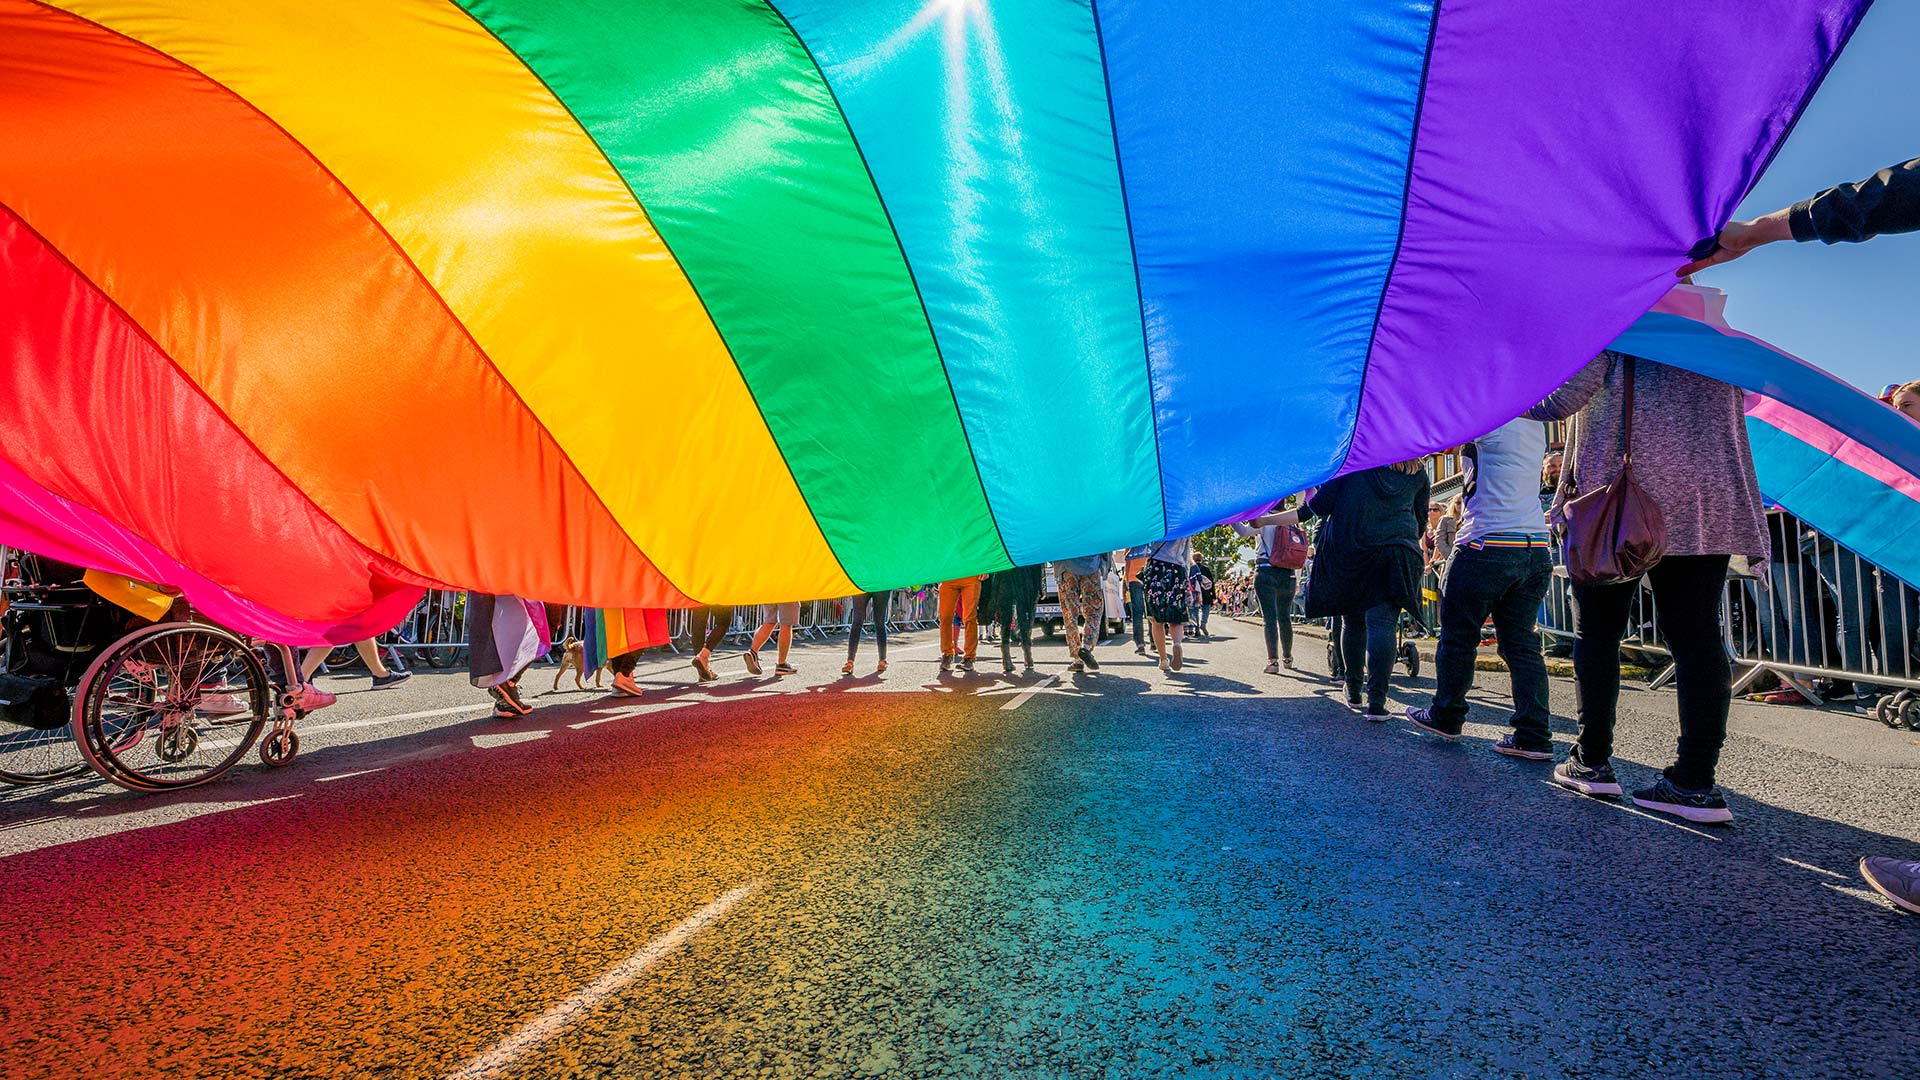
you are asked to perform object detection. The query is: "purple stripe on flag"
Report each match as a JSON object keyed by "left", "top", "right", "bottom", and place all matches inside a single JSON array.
[{"left": 1342, "top": 0, "right": 1867, "bottom": 472}]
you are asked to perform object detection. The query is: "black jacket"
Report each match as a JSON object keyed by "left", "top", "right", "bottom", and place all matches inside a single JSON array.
[
  {"left": 979, "top": 564, "right": 1044, "bottom": 623},
  {"left": 1790, "top": 158, "right": 1920, "bottom": 244},
  {"left": 1300, "top": 466, "right": 1430, "bottom": 619}
]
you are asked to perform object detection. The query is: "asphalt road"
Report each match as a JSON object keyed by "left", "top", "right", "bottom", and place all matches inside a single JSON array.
[{"left": 2, "top": 619, "right": 1916, "bottom": 1079}]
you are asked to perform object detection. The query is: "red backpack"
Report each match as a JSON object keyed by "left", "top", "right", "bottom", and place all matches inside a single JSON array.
[{"left": 1267, "top": 524, "right": 1309, "bottom": 570}]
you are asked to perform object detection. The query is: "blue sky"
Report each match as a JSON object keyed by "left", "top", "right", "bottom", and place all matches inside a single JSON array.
[{"left": 1705, "top": 1, "right": 1920, "bottom": 392}]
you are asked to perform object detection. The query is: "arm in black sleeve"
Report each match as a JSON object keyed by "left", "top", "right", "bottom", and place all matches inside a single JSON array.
[{"left": 1789, "top": 158, "right": 1920, "bottom": 244}]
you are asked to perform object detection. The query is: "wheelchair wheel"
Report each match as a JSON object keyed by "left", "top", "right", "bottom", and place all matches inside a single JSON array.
[
  {"left": 72, "top": 623, "right": 269, "bottom": 791},
  {"left": 1400, "top": 642, "right": 1420, "bottom": 679},
  {"left": 0, "top": 715, "right": 89, "bottom": 785}
]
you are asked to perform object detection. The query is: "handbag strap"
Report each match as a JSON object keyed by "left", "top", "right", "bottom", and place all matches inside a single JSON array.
[{"left": 1621, "top": 355, "right": 1636, "bottom": 466}]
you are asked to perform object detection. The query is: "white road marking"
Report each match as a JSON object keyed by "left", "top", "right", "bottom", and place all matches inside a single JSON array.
[
  {"left": 303, "top": 703, "right": 491, "bottom": 735},
  {"left": 1821, "top": 880, "right": 1892, "bottom": 907},
  {"left": 446, "top": 882, "right": 760, "bottom": 1080},
  {"left": 1536, "top": 781, "right": 1722, "bottom": 841},
  {"left": 999, "top": 674, "right": 1061, "bottom": 712},
  {"left": 470, "top": 729, "right": 551, "bottom": 749},
  {"left": 316, "top": 769, "right": 384, "bottom": 783},
  {"left": 1778, "top": 856, "right": 1848, "bottom": 880},
  {"left": 568, "top": 702, "right": 696, "bottom": 729},
  {"left": 0, "top": 795, "right": 302, "bottom": 861}
]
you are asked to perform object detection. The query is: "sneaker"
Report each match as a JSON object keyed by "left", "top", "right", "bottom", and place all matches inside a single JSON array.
[
  {"left": 1490, "top": 733, "right": 1554, "bottom": 760},
  {"left": 940, "top": 654, "right": 953, "bottom": 673},
  {"left": 1854, "top": 696, "right": 1885, "bottom": 718},
  {"left": 196, "top": 693, "right": 251, "bottom": 717},
  {"left": 1403, "top": 707, "right": 1463, "bottom": 740},
  {"left": 1079, "top": 647, "right": 1100, "bottom": 671},
  {"left": 961, "top": 657, "right": 975, "bottom": 672},
  {"left": 1170, "top": 644, "right": 1183, "bottom": 671},
  {"left": 1363, "top": 706, "right": 1391, "bottom": 722},
  {"left": 371, "top": 669, "right": 412, "bottom": 690},
  {"left": 610, "top": 673, "right": 643, "bottom": 698},
  {"left": 1134, "top": 645, "right": 1148, "bottom": 656},
  {"left": 1632, "top": 776, "right": 1733, "bottom": 824},
  {"left": 497, "top": 680, "right": 533, "bottom": 715},
  {"left": 1756, "top": 687, "right": 1813, "bottom": 706},
  {"left": 1264, "top": 660, "right": 1279, "bottom": 675},
  {"left": 693, "top": 655, "right": 718, "bottom": 682},
  {"left": 1003, "top": 660, "right": 1015, "bottom": 674},
  {"left": 1858, "top": 856, "right": 1920, "bottom": 915},
  {"left": 1282, "top": 656, "right": 1296, "bottom": 670},
  {"left": 742, "top": 650, "right": 764, "bottom": 676},
  {"left": 288, "top": 684, "right": 337, "bottom": 712},
  {"left": 1158, "top": 653, "right": 1170, "bottom": 672},
  {"left": 775, "top": 663, "right": 799, "bottom": 676},
  {"left": 842, "top": 659, "right": 856, "bottom": 675},
  {"left": 1551, "top": 751, "right": 1622, "bottom": 797},
  {"left": 1067, "top": 660, "right": 1085, "bottom": 673}
]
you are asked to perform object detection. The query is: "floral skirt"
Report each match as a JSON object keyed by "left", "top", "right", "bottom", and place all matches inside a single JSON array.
[{"left": 1139, "top": 559, "right": 1188, "bottom": 625}]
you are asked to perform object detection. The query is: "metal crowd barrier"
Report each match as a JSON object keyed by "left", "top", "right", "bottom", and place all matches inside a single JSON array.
[{"left": 1412, "top": 513, "right": 1920, "bottom": 705}]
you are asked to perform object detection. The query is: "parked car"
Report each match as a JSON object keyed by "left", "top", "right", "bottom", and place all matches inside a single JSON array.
[{"left": 1035, "top": 562, "right": 1129, "bottom": 640}]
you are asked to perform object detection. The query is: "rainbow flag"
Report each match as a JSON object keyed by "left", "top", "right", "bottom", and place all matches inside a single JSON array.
[{"left": 581, "top": 608, "right": 672, "bottom": 675}]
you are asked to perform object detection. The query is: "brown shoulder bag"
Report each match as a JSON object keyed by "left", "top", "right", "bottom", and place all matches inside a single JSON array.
[{"left": 1560, "top": 358, "right": 1667, "bottom": 586}]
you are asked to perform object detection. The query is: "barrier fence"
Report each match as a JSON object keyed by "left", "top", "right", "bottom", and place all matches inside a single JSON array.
[
  {"left": 12, "top": 518, "right": 1920, "bottom": 714},
  {"left": 1404, "top": 513, "right": 1920, "bottom": 719}
]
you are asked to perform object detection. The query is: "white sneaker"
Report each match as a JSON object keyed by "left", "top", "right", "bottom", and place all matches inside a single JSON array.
[{"left": 196, "top": 693, "right": 251, "bottom": 717}]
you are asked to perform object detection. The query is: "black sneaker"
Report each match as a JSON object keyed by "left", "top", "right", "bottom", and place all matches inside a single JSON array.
[
  {"left": 371, "top": 669, "right": 412, "bottom": 690},
  {"left": 1632, "top": 776, "right": 1733, "bottom": 824},
  {"left": 1404, "top": 707, "right": 1463, "bottom": 740},
  {"left": 1363, "top": 706, "right": 1391, "bottom": 723},
  {"left": 1490, "top": 733, "right": 1553, "bottom": 760},
  {"left": 1552, "top": 750, "right": 1622, "bottom": 797},
  {"left": 775, "top": 663, "right": 799, "bottom": 676},
  {"left": 1078, "top": 647, "right": 1100, "bottom": 671},
  {"left": 1858, "top": 856, "right": 1920, "bottom": 915}
]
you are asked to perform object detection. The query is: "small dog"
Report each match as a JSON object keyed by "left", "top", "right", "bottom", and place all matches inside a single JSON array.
[{"left": 552, "top": 637, "right": 604, "bottom": 691}]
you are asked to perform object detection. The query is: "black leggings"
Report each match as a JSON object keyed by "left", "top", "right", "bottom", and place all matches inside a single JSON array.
[
  {"left": 690, "top": 605, "right": 735, "bottom": 653},
  {"left": 1254, "top": 566, "right": 1296, "bottom": 660},
  {"left": 1572, "top": 554, "right": 1730, "bottom": 790},
  {"left": 848, "top": 591, "right": 891, "bottom": 660}
]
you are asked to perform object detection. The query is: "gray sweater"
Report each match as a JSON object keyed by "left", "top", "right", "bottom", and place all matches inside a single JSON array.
[{"left": 1526, "top": 352, "right": 1768, "bottom": 560}]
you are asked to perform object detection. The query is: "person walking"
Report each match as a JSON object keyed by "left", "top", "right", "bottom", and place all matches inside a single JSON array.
[
  {"left": 1055, "top": 553, "right": 1109, "bottom": 673},
  {"left": 937, "top": 574, "right": 984, "bottom": 673},
  {"left": 1189, "top": 557, "right": 1218, "bottom": 638},
  {"left": 300, "top": 638, "right": 411, "bottom": 691},
  {"left": 466, "top": 593, "right": 546, "bottom": 718},
  {"left": 981, "top": 564, "right": 1044, "bottom": 674},
  {"left": 1123, "top": 547, "right": 1150, "bottom": 655},
  {"left": 842, "top": 592, "right": 892, "bottom": 676},
  {"left": 687, "top": 605, "right": 735, "bottom": 682},
  {"left": 745, "top": 602, "right": 800, "bottom": 676},
  {"left": 1138, "top": 535, "right": 1197, "bottom": 672},
  {"left": 1233, "top": 506, "right": 1309, "bottom": 673},
  {"left": 1254, "top": 463, "right": 1429, "bottom": 717},
  {"left": 1687, "top": 155, "right": 1920, "bottom": 905},
  {"left": 1527, "top": 349, "right": 1768, "bottom": 823},
  {"left": 1403, "top": 418, "right": 1557, "bottom": 758}
]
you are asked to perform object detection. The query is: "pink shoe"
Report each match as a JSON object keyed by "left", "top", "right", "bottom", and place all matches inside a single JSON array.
[{"left": 289, "top": 684, "right": 337, "bottom": 712}]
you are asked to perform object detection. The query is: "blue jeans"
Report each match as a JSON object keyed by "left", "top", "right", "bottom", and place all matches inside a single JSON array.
[
  {"left": 1341, "top": 604, "right": 1398, "bottom": 710},
  {"left": 1429, "top": 543, "right": 1554, "bottom": 745}
]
